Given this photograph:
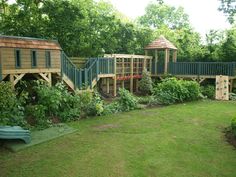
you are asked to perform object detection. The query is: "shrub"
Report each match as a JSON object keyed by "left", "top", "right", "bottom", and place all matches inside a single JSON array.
[
  {"left": 231, "top": 117, "right": 236, "bottom": 137},
  {"left": 137, "top": 96, "right": 153, "bottom": 104},
  {"left": 77, "top": 91, "right": 104, "bottom": 117},
  {"left": 118, "top": 88, "right": 138, "bottom": 111},
  {"left": 201, "top": 85, "right": 215, "bottom": 99},
  {"left": 102, "top": 102, "right": 120, "bottom": 115},
  {"left": 182, "top": 80, "right": 201, "bottom": 101},
  {"left": 0, "top": 82, "right": 26, "bottom": 127},
  {"left": 25, "top": 104, "right": 50, "bottom": 129},
  {"left": 153, "top": 78, "right": 200, "bottom": 105},
  {"left": 139, "top": 69, "right": 153, "bottom": 95},
  {"left": 56, "top": 83, "right": 81, "bottom": 122},
  {"left": 34, "top": 81, "right": 62, "bottom": 117}
]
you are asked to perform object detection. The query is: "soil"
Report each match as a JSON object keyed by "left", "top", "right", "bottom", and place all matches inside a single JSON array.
[{"left": 225, "top": 129, "right": 236, "bottom": 149}]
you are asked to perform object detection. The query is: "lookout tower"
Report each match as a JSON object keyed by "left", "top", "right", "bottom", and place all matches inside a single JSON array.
[{"left": 144, "top": 35, "right": 177, "bottom": 74}]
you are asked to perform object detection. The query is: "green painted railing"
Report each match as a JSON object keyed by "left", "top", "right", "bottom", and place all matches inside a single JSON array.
[
  {"left": 168, "top": 62, "right": 236, "bottom": 77},
  {"left": 61, "top": 52, "right": 114, "bottom": 89}
]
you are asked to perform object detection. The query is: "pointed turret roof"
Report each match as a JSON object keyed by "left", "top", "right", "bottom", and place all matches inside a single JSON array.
[{"left": 145, "top": 35, "right": 177, "bottom": 50}]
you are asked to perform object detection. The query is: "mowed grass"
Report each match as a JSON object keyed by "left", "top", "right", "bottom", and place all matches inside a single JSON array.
[{"left": 1, "top": 100, "right": 236, "bottom": 177}]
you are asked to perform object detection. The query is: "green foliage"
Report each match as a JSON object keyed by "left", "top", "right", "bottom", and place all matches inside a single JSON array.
[
  {"left": 229, "top": 92, "right": 236, "bottom": 100},
  {"left": 77, "top": 91, "right": 104, "bottom": 117},
  {"left": 138, "top": 2, "right": 190, "bottom": 29},
  {"left": 137, "top": 96, "right": 153, "bottom": 104},
  {"left": 118, "top": 88, "right": 138, "bottom": 111},
  {"left": 102, "top": 102, "right": 120, "bottom": 115},
  {"left": 0, "top": 82, "right": 26, "bottom": 127},
  {"left": 25, "top": 104, "right": 50, "bottom": 129},
  {"left": 153, "top": 78, "right": 200, "bottom": 105},
  {"left": 231, "top": 117, "right": 236, "bottom": 137},
  {"left": 201, "top": 85, "right": 215, "bottom": 99},
  {"left": 139, "top": 69, "right": 153, "bottom": 95},
  {"left": 218, "top": 0, "right": 236, "bottom": 24},
  {"left": 35, "top": 82, "right": 62, "bottom": 117},
  {"left": 56, "top": 83, "right": 81, "bottom": 122}
]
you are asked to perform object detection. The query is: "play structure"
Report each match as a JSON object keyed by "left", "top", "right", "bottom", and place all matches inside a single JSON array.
[
  {"left": 216, "top": 75, "right": 229, "bottom": 100},
  {"left": 0, "top": 35, "right": 236, "bottom": 97},
  {"left": 0, "top": 126, "right": 31, "bottom": 144}
]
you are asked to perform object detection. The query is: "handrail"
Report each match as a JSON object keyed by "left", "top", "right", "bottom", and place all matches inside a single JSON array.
[
  {"left": 168, "top": 62, "right": 236, "bottom": 77},
  {"left": 61, "top": 52, "right": 115, "bottom": 90}
]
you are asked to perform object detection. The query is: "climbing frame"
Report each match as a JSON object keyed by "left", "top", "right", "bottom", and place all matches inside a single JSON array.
[{"left": 215, "top": 75, "right": 229, "bottom": 101}]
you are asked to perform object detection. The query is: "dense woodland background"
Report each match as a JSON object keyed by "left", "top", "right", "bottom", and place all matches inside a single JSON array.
[{"left": 0, "top": 0, "right": 236, "bottom": 62}]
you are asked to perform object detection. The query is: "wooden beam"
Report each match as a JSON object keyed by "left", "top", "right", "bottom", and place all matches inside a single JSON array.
[
  {"left": 3, "top": 68, "right": 60, "bottom": 75},
  {"left": 164, "top": 49, "right": 168, "bottom": 74},
  {"left": 130, "top": 55, "right": 134, "bottom": 93},
  {"left": 113, "top": 56, "right": 117, "bottom": 96},
  {"left": 106, "top": 78, "right": 110, "bottom": 94},
  {"left": 199, "top": 78, "right": 206, "bottom": 84},
  {"left": 10, "top": 74, "right": 14, "bottom": 89},
  {"left": 39, "top": 73, "right": 50, "bottom": 83},
  {"left": 122, "top": 57, "right": 125, "bottom": 88},
  {"left": 106, "top": 54, "right": 152, "bottom": 59},
  {"left": 48, "top": 73, "right": 52, "bottom": 87},
  {"left": 230, "top": 79, "right": 234, "bottom": 92},
  {"left": 136, "top": 79, "right": 139, "bottom": 92},
  {"left": 155, "top": 49, "right": 158, "bottom": 75},
  {"left": 173, "top": 50, "right": 177, "bottom": 62},
  {"left": 13, "top": 73, "right": 25, "bottom": 86}
]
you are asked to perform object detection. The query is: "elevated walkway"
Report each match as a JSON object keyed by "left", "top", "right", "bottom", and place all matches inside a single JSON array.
[{"left": 61, "top": 52, "right": 115, "bottom": 91}]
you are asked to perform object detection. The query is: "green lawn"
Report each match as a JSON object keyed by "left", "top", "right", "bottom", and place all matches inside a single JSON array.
[{"left": 1, "top": 100, "right": 236, "bottom": 177}]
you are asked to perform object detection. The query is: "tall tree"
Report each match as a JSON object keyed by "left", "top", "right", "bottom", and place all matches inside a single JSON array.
[
  {"left": 138, "top": 2, "right": 190, "bottom": 30},
  {"left": 219, "top": 0, "right": 236, "bottom": 24}
]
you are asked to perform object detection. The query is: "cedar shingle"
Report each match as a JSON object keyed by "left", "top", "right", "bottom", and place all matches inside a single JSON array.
[
  {"left": 0, "top": 36, "right": 61, "bottom": 50},
  {"left": 145, "top": 35, "right": 177, "bottom": 50}
]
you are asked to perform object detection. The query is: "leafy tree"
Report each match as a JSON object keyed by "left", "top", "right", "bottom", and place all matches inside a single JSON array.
[
  {"left": 221, "top": 28, "right": 236, "bottom": 61},
  {"left": 138, "top": 2, "right": 190, "bottom": 30},
  {"left": 219, "top": 0, "right": 236, "bottom": 24}
]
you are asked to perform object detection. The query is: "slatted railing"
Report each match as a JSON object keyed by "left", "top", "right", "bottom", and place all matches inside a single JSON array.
[
  {"left": 168, "top": 62, "right": 236, "bottom": 77},
  {"left": 61, "top": 52, "right": 114, "bottom": 90}
]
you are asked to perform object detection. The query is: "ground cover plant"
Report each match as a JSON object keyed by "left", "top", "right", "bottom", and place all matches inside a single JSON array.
[{"left": 1, "top": 101, "right": 236, "bottom": 177}]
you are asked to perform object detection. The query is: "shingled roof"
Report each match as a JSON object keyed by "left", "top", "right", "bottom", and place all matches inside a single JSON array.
[
  {"left": 145, "top": 35, "right": 177, "bottom": 50},
  {"left": 0, "top": 35, "right": 61, "bottom": 50}
]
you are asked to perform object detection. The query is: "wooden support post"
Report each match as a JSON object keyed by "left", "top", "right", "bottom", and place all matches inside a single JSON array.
[
  {"left": 48, "top": 73, "right": 52, "bottom": 87},
  {"left": 10, "top": 74, "right": 14, "bottom": 89},
  {"left": 164, "top": 49, "right": 168, "bottom": 74},
  {"left": 136, "top": 79, "right": 139, "bottom": 92},
  {"left": 39, "top": 73, "right": 52, "bottom": 86},
  {"left": 13, "top": 73, "right": 25, "bottom": 86},
  {"left": 230, "top": 79, "right": 234, "bottom": 92},
  {"left": 106, "top": 78, "right": 110, "bottom": 94},
  {"left": 144, "top": 50, "right": 147, "bottom": 71},
  {"left": 155, "top": 49, "right": 158, "bottom": 75},
  {"left": 113, "top": 57, "right": 117, "bottom": 96},
  {"left": 173, "top": 50, "right": 177, "bottom": 62},
  {"left": 130, "top": 55, "right": 134, "bottom": 93},
  {"left": 122, "top": 57, "right": 125, "bottom": 88}
]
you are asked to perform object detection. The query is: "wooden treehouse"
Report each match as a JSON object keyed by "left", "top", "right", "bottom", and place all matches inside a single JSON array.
[{"left": 0, "top": 35, "right": 236, "bottom": 97}]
